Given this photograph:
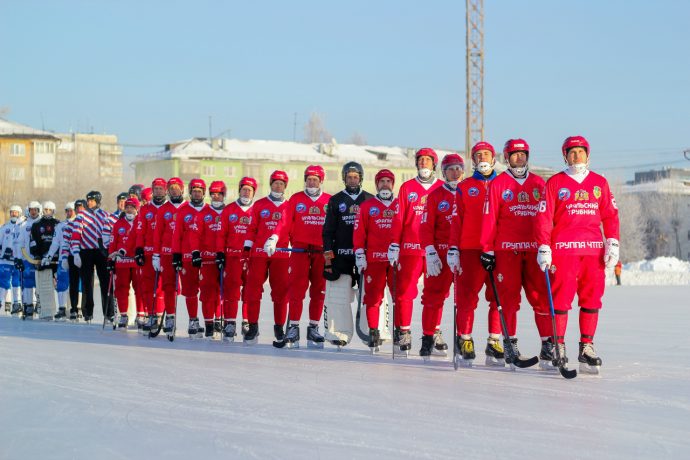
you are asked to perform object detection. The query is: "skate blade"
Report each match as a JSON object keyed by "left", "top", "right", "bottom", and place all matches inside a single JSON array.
[
  {"left": 432, "top": 348, "right": 448, "bottom": 357},
  {"left": 455, "top": 356, "right": 474, "bottom": 367},
  {"left": 222, "top": 336, "right": 235, "bottom": 343},
  {"left": 485, "top": 356, "right": 506, "bottom": 367},
  {"left": 394, "top": 348, "right": 410, "bottom": 357},
  {"left": 285, "top": 341, "right": 299, "bottom": 349},
  {"left": 244, "top": 338, "right": 258, "bottom": 346},
  {"left": 421, "top": 355, "right": 431, "bottom": 363},
  {"left": 579, "top": 362, "right": 601, "bottom": 375},
  {"left": 307, "top": 340, "right": 324, "bottom": 349},
  {"left": 539, "top": 360, "right": 558, "bottom": 371},
  {"left": 369, "top": 345, "right": 380, "bottom": 354}
]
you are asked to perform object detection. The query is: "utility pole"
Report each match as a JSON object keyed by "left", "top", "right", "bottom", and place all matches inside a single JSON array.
[
  {"left": 293, "top": 112, "right": 297, "bottom": 142},
  {"left": 465, "top": 0, "right": 484, "bottom": 163}
]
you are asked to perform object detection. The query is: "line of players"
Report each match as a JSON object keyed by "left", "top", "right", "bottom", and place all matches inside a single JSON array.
[{"left": 0, "top": 135, "right": 619, "bottom": 373}]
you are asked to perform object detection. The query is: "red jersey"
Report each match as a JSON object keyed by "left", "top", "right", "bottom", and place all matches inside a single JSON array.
[
  {"left": 216, "top": 201, "right": 254, "bottom": 256},
  {"left": 535, "top": 170, "right": 619, "bottom": 255},
  {"left": 392, "top": 177, "right": 442, "bottom": 255},
  {"left": 134, "top": 202, "right": 165, "bottom": 255},
  {"left": 245, "top": 197, "right": 291, "bottom": 259},
  {"left": 190, "top": 205, "right": 224, "bottom": 260},
  {"left": 449, "top": 171, "right": 496, "bottom": 250},
  {"left": 420, "top": 183, "right": 456, "bottom": 250},
  {"left": 171, "top": 202, "right": 204, "bottom": 257},
  {"left": 481, "top": 172, "right": 545, "bottom": 253},
  {"left": 153, "top": 201, "right": 186, "bottom": 256},
  {"left": 287, "top": 191, "right": 331, "bottom": 247},
  {"left": 353, "top": 197, "right": 399, "bottom": 263},
  {"left": 109, "top": 218, "right": 136, "bottom": 267}
]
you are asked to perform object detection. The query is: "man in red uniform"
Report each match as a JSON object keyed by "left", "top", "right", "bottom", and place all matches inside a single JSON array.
[
  {"left": 215, "top": 177, "right": 257, "bottom": 341},
  {"left": 535, "top": 136, "right": 619, "bottom": 374},
  {"left": 190, "top": 181, "right": 226, "bottom": 339},
  {"left": 134, "top": 178, "right": 167, "bottom": 332},
  {"left": 171, "top": 179, "right": 206, "bottom": 338},
  {"left": 353, "top": 169, "right": 398, "bottom": 353},
  {"left": 418, "top": 153, "right": 465, "bottom": 359},
  {"left": 447, "top": 141, "right": 502, "bottom": 366},
  {"left": 242, "top": 170, "right": 291, "bottom": 345},
  {"left": 153, "top": 177, "right": 186, "bottom": 335},
  {"left": 479, "top": 139, "right": 548, "bottom": 367},
  {"left": 108, "top": 197, "right": 140, "bottom": 329},
  {"left": 282, "top": 165, "right": 332, "bottom": 348},
  {"left": 388, "top": 148, "right": 443, "bottom": 352}
]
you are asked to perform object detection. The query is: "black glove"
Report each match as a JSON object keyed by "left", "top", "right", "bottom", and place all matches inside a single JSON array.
[
  {"left": 323, "top": 264, "right": 340, "bottom": 281},
  {"left": 172, "top": 253, "right": 183, "bottom": 270},
  {"left": 107, "top": 258, "right": 116, "bottom": 272},
  {"left": 479, "top": 252, "right": 496, "bottom": 272},
  {"left": 14, "top": 258, "right": 24, "bottom": 271},
  {"left": 191, "top": 250, "right": 202, "bottom": 268},
  {"left": 134, "top": 247, "right": 145, "bottom": 267},
  {"left": 215, "top": 252, "right": 225, "bottom": 268}
]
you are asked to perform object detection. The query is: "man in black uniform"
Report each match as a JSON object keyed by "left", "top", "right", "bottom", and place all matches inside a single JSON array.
[
  {"left": 321, "top": 162, "right": 374, "bottom": 346},
  {"left": 30, "top": 201, "right": 60, "bottom": 319}
]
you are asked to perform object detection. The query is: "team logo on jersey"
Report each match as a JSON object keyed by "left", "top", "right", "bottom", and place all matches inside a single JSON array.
[
  {"left": 369, "top": 207, "right": 380, "bottom": 217},
  {"left": 184, "top": 214, "right": 193, "bottom": 223},
  {"left": 532, "top": 188, "right": 541, "bottom": 201},
  {"left": 204, "top": 214, "right": 213, "bottom": 223},
  {"left": 468, "top": 187, "right": 479, "bottom": 197},
  {"left": 164, "top": 212, "right": 173, "bottom": 221},
  {"left": 146, "top": 211, "right": 154, "bottom": 221},
  {"left": 296, "top": 203, "right": 307, "bottom": 213},
  {"left": 349, "top": 204, "right": 360, "bottom": 214},
  {"left": 421, "top": 195, "right": 428, "bottom": 205},
  {"left": 438, "top": 200, "right": 450, "bottom": 212},
  {"left": 118, "top": 227, "right": 126, "bottom": 235},
  {"left": 574, "top": 189, "right": 589, "bottom": 201},
  {"left": 272, "top": 212, "right": 282, "bottom": 220},
  {"left": 309, "top": 206, "right": 320, "bottom": 215},
  {"left": 502, "top": 189, "right": 514, "bottom": 202},
  {"left": 366, "top": 275, "right": 372, "bottom": 284},
  {"left": 240, "top": 216, "right": 251, "bottom": 224},
  {"left": 39, "top": 227, "right": 45, "bottom": 234},
  {"left": 383, "top": 209, "right": 395, "bottom": 218},
  {"left": 229, "top": 214, "right": 238, "bottom": 223},
  {"left": 593, "top": 186, "right": 601, "bottom": 199},
  {"left": 260, "top": 209, "right": 270, "bottom": 218},
  {"left": 611, "top": 195, "right": 618, "bottom": 209},
  {"left": 497, "top": 273, "right": 503, "bottom": 283},
  {"left": 408, "top": 192, "right": 419, "bottom": 203},
  {"left": 557, "top": 188, "right": 571, "bottom": 201},
  {"left": 338, "top": 202, "right": 347, "bottom": 213},
  {"left": 518, "top": 191, "right": 529, "bottom": 203}
]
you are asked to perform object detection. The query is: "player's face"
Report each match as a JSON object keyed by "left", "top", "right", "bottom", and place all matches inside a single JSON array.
[
  {"left": 152, "top": 185, "right": 166, "bottom": 198},
  {"left": 345, "top": 172, "right": 360, "bottom": 189},
  {"left": 29, "top": 208, "right": 40, "bottom": 218},
  {"left": 168, "top": 185, "right": 183, "bottom": 199},
  {"left": 118, "top": 199, "right": 126, "bottom": 211},
  {"left": 239, "top": 186, "right": 254, "bottom": 200},
  {"left": 508, "top": 151, "right": 528, "bottom": 168},
  {"left": 210, "top": 192, "right": 223, "bottom": 202},
  {"left": 444, "top": 165, "right": 464, "bottom": 182},
  {"left": 305, "top": 176, "right": 321, "bottom": 188},
  {"left": 473, "top": 150, "right": 493, "bottom": 164},
  {"left": 10, "top": 210, "right": 20, "bottom": 219},
  {"left": 271, "top": 180, "right": 286, "bottom": 194},
  {"left": 417, "top": 156, "right": 434, "bottom": 170},
  {"left": 190, "top": 188, "right": 205, "bottom": 201},
  {"left": 566, "top": 147, "right": 588, "bottom": 165},
  {"left": 65, "top": 209, "right": 75, "bottom": 219},
  {"left": 125, "top": 205, "right": 137, "bottom": 215},
  {"left": 377, "top": 177, "right": 393, "bottom": 191},
  {"left": 43, "top": 208, "right": 54, "bottom": 217}
]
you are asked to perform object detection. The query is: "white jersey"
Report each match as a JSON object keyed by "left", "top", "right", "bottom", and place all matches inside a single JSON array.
[
  {"left": 47, "top": 220, "right": 69, "bottom": 260},
  {"left": 14, "top": 216, "right": 39, "bottom": 261},
  {"left": 0, "top": 222, "right": 16, "bottom": 266}
]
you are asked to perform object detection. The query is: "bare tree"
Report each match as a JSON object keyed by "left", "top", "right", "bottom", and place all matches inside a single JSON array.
[
  {"left": 639, "top": 192, "right": 684, "bottom": 259},
  {"left": 349, "top": 131, "right": 367, "bottom": 146},
  {"left": 303, "top": 112, "right": 332, "bottom": 144},
  {"left": 611, "top": 184, "right": 646, "bottom": 263}
]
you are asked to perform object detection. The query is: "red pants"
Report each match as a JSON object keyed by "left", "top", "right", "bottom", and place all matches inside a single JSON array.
[
  {"left": 159, "top": 254, "right": 179, "bottom": 314},
  {"left": 494, "top": 251, "right": 551, "bottom": 337},
  {"left": 140, "top": 257, "right": 165, "bottom": 315},
  {"left": 363, "top": 261, "right": 394, "bottom": 329},
  {"left": 392, "top": 254, "right": 423, "bottom": 329},
  {"left": 550, "top": 253, "right": 605, "bottom": 343},
  {"left": 288, "top": 248, "right": 326, "bottom": 323},
  {"left": 222, "top": 256, "right": 248, "bottom": 320},
  {"left": 420, "top": 249, "right": 452, "bottom": 336},
  {"left": 455, "top": 249, "right": 500, "bottom": 336},
  {"left": 114, "top": 265, "right": 142, "bottom": 315},
  {"left": 180, "top": 259, "right": 199, "bottom": 318},
  {"left": 200, "top": 261, "right": 220, "bottom": 320},
  {"left": 244, "top": 256, "right": 289, "bottom": 325}
]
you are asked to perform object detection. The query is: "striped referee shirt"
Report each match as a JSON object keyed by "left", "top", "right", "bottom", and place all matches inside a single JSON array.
[{"left": 70, "top": 207, "right": 112, "bottom": 254}]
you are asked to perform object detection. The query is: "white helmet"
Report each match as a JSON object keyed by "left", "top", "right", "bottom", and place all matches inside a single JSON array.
[
  {"left": 42, "top": 201, "right": 56, "bottom": 211},
  {"left": 9, "top": 205, "right": 22, "bottom": 214},
  {"left": 65, "top": 202, "right": 75, "bottom": 210},
  {"left": 28, "top": 201, "right": 42, "bottom": 211}
]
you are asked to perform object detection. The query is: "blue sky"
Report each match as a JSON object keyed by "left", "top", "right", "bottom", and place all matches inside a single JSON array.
[{"left": 2, "top": 0, "right": 689, "bottom": 180}]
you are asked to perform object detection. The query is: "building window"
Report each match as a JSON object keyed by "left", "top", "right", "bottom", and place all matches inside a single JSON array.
[
  {"left": 224, "top": 166, "right": 236, "bottom": 177},
  {"left": 35, "top": 165, "right": 53, "bottom": 178},
  {"left": 202, "top": 165, "right": 216, "bottom": 176},
  {"left": 11, "top": 144, "right": 26, "bottom": 156},
  {"left": 9, "top": 167, "right": 25, "bottom": 180}
]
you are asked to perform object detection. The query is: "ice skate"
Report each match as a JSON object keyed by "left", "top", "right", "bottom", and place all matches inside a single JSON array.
[
  {"left": 135, "top": 314, "right": 146, "bottom": 331},
  {"left": 4, "top": 301, "right": 10, "bottom": 314},
  {"left": 395, "top": 330, "right": 411, "bottom": 357},
  {"left": 54, "top": 307, "right": 67, "bottom": 322},
  {"left": 485, "top": 337, "right": 506, "bottom": 367},
  {"left": 222, "top": 321, "right": 236, "bottom": 343},
  {"left": 69, "top": 309, "right": 78, "bottom": 322},
  {"left": 241, "top": 320, "right": 249, "bottom": 337},
  {"left": 117, "top": 314, "right": 128, "bottom": 329},
  {"left": 187, "top": 318, "right": 204, "bottom": 339},
  {"left": 22, "top": 303, "right": 34, "bottom": 320},
  {"left": 11, "top": 302, "right": 22, "bottom": 316},
  {"left": 578, "top": 342, "right": 602, "bottom": 375},
  {"left": 306, "top": 324, "right": 325, "bottom": 349},
  {"left": 163, "top": 314, "right": 175, "bottom": 334},
  {"left": 432, "top": 330, "right": 448, "bottom": 357},
  {"left": 504, "top": 337, "right": 539, "bottom": 370},
  {"left": 368, "top": 328, "right": 381, "bottom": 354},
  {"left": 243, "top": 322, "right": 259, "bottom": 345},
  {"left": 419, "top": 334, "right": 435, "bottom": 362},
  {"left": 455, "top": 337, "right": 475, "bottom": 367},
  {"left": 552, "top": 342, "right": 568, "bottom": 368},
  {"left": 204, "top": 321, "right": 215, "bottom": 339},
  {"left": 539, "top": 339, "right": 557, "bottom": 370},
  {"left": 282, "top": 324, "right": 300, "bottom": 349}
]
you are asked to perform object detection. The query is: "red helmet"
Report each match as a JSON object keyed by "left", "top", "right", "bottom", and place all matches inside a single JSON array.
[
  {"left": 375, "top": 169, "right": 395, "bottom": 186},
  {"left": 167, "top": 177, "right": 184, "bottom": 189},
  {"left": 304, "top": 165, "right": 325, "bottom": 182},
  {"left": 441, "top": 153, "right": 464, "bottom": 170},
  {"left": 151, "top": 177, "right": 166, "bottom": 188},
  {"left": 141, "top": 187, "right": 153, "bottom": 202},
  {"left": 209, "top": 180, "right": 227, "bottom": 195},
  {"left": 239, "top": 176, "right": 258, "bottom": 191},
  {"left": 415, "top": 147, "right": 438, "bottom": 167},
  {"left": 188, "top": 178, "right": 206, "bottom": 193},
  {"left": 270, "top": 170, "right": 289, "bottom": 186},
  {"left": 503, "top": 139, "right": 530, "bottom": 162},
  {"left": 471, "top": 141, "right": 496, "bottom": 158},
  {"left": 562, "top": 136, "right": 590, "bottom": 157},
  {"left": 124, "top": 197, "right": 141, "bottom": 211}
]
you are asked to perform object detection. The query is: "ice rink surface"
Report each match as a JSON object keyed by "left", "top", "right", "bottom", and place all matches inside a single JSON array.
[{"left": 1, "top": 285, "right": 689, "bottom": 459}]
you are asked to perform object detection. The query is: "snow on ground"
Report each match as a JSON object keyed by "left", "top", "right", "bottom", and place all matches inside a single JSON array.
[
  {"left": 606, "top": 257, "right": 690, "bottom": 286},
  {"left": 1, "top": 285, "right": 689, "bottom": 459}
]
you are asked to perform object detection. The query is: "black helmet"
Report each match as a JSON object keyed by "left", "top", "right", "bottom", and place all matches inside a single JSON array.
[
  {"left": 116, "top": 192, "right": 128, "bottom": 202},
  {"left": 74, "top": 199, "right": 87, "bottom": 209},
  {"left": 128, "top": 183, "right": 144, "bottom": 199},
  {"left": 86, "top": 190, "right": 102, "bottom": 205},
  {"left": 341, "top": 161, "right": 364, "bottom": 184}
]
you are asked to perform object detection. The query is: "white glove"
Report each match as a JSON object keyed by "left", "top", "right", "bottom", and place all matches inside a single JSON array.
[
  {"left": 387, "top": 243, "right": 400, "bottom": 267},
  {"left": 152, "top": 254, "right": 162, "bottom": 272},
  {"left": 263, "top": 234, "right": 279, "bottom": 257},
  {"left": 108, "top": 252, "right": 121, "bottom": 261},
  {"left": 73, "top": 252, "right": 82, "bottom": 268},
  {"left": 425, "top": 245, "right": 442, "bottom": 277},
  {"left": 41, "top": 256, "right": 52, "bottom": 267},
  {"left": 60, "top": 257, "right": 69, "bottom": 271},
  {"left": 604, "top": 238, "right": 620, "bottom": 268},
  {"left": 446, "top": 247, "right": 461, "bottom": 274},
  {"left": 537, "top": 245, "right": 552, "bottom": 271},
  {"left": 355, "top": 249, "right": 367, "bottom": 272}
]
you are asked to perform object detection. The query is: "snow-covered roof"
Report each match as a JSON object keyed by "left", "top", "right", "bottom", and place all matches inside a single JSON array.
[
  {"left": 621, "top": 178, "right": 690, "bottom": 195},
  {"left": 0, "top": 118, "right": 58, "bottom": 139}
]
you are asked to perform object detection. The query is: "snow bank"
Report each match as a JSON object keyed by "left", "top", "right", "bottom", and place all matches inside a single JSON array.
[{"left": 606, "top": 256, "right": 690, "bottom": 286}]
